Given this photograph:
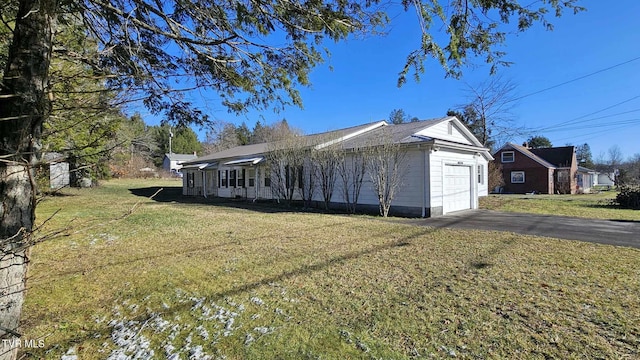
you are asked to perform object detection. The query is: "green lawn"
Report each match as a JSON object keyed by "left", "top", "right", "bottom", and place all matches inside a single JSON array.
[
  {"left": 480, "top": 190, "right": 640, "bottom": 221},
  {"left": 21, "top": 180, "right": 640, "bottom": 359}
]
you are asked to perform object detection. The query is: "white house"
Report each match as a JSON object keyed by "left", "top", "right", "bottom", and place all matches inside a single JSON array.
[
  {"left": 577, "top": 166, "right": 598, "bottom": 193},
  {"left": 597, "top": 172, "right": 616, "bottom": 187},
  {"left": 180, "top": 117, "right": 493, "bottom": 217},
  {"left": 163, "top": 153, "right": 198, "bottom": 173}
]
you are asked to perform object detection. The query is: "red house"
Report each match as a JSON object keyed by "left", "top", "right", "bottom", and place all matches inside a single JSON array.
[{"left": 493, "top": 143, "right": 578, "bottom": 194}]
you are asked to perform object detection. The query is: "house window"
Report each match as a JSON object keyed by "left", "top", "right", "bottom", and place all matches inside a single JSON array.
[
  {"left": 229, "top": 170, "right": 236, "bottom": 187},
  {"left": 264, "top": 166, "right": 271, "bottom": 187},
  {"left": 248, "top": 168, "right": 255, "bottom": 187},
  {"left": 557, "top": 170, "right": 569, "bottom": 182},
  {"left": 511, "top": 171, "right": 525, "bottom": 184},
  {"left": 501, "top": 151, "right": 514, "bottom": 163},
  {"left": 477, "top": 165, "right": 484, "bottom": 184},
  {"left": 221, "top": 170, "right": 227, "bottom": 187},
  {"left": 237, "top": 169, "right": 245, "bottom": 188},
  {"left": 298, "top": 166, "right": 303, "bottom": 189},
  {"left": 447, "top": 122, "right": 453, "bottom": 135}
]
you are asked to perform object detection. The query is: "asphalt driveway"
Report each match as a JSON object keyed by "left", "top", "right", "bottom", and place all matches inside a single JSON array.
[{"left": 402, "top": 210, "right": 640, "bottom": 249}]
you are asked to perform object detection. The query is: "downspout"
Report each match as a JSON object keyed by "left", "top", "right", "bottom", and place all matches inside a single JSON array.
[
  {"left": 254, "top": 165, "right": 259, "bottom": 202},
  {"left": 421, "top": 146, "right": 426, "bottom": 218}
]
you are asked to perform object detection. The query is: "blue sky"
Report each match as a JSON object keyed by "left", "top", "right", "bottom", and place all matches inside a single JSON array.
[{"left": 151, "top": 1, "right": 640, "bottom": 160}]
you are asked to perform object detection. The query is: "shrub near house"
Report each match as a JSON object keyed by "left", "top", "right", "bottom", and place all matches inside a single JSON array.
[{"left": 616, "top": 185, "right": 640, "bottom": 209}]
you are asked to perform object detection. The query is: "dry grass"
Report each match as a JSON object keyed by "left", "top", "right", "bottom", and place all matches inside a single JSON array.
[
  {"left": 20, "top": 179, "right": 640, "bottom": 359},
  {"left": 480, "top": 191, "right": 640, "bottom": 221}
]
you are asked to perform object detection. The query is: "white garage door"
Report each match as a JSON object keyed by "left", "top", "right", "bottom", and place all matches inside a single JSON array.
[{"left": 444, "top": 165, "right": 472, "bottom": 214}]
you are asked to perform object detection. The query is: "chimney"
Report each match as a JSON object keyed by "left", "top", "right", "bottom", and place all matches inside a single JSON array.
[{"left": 193, "top": 151, "right": 197, "bottom": 156}]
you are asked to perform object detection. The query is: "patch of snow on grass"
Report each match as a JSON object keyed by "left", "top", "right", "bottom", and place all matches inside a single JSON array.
[
  {"left": 61, "top": 347, "right": 78, "bottom": 360},
  {"left": 107, "top": 319, "right": 154, "bottom": 359},
  {"left": 107, "top": 289, "right": 289, "bottom": 357},
  {"left": 249, "top": 297, "right": 264, "bottom": 306}
]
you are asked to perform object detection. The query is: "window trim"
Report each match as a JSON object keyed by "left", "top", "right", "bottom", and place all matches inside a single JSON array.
[
  {"left": 501, "top": 151, "right": 515, "bottom": 163},
  {"left": 477, "top": 164, "right": 484, "bottom": 184},
  {"left": 511, "top": 171, "right": 525, "bottom": 184}
]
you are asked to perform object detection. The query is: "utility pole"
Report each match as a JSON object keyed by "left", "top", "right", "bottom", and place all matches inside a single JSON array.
[{"left": 169, "top": 127, "right": 173, "bottom": 154}]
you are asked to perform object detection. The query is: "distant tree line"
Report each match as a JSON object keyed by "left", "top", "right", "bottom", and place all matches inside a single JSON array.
[{"left": 203, "top": 119, "right": 301, "bottom": 153}]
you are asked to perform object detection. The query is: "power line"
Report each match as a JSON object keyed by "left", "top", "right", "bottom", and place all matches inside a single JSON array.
[
  {"left": 541, "top": 118, "right": 640, "bottom": 134},
  {"left": 509, "top": 56, "right": 640, "bottom": 103},
  {"left": 529, "top": 94, "right": 640, "bottom": 133},
  {"left": 553, "top": 121, "right": 640, "bottom": 143}
]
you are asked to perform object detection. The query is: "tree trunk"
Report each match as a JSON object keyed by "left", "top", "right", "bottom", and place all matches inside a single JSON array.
[{"left": 0, "top": 0, "right": 54, "bottom": 358}]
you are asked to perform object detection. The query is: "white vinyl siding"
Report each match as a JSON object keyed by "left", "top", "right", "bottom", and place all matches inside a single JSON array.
[{"left": 414, "top": 120, "right": 473, "bottom": 145}]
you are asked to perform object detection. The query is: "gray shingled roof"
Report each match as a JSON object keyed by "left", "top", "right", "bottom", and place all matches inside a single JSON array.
[
  {"left": 185, "top": 120, "right": 387, "bottom": 164},
  {"left": 530, "top": 146, "right": 575, "bottom": 168},
  {"left": 338, "top": 118, "right": 447, "bottom": 150}
]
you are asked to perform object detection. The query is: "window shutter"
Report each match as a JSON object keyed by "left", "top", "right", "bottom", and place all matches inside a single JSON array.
[
  {"left": 217, "top": 170, "right": 221, "bottom": 188},
  {"left": 226, "top": 170, "right": 229, "bottom": 188},
  {"left": 285, "top": 165, "right": 290, "bottom": 189},
  {"left": 242, "top": 169, "right": 246, "bottom": 188}
]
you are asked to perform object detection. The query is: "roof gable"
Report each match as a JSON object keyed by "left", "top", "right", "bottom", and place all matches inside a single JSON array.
[
  {"left": 496, "top": 143, "right": 556, "bottom": 168},
  {"left": 413, "top": 116, "right": 481, "bottom": 146}
]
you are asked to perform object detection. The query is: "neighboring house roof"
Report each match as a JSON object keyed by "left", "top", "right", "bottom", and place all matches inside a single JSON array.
[
  {"left": 578, "top": 166, "right": 597, "bottom": 173},
  {"left": 165, "top": 153, "right": 198, "bottom": 161},
  {"left": 529, "top": 146, "right": 575, "bottom": 168},
  {"left": 42, "top": 152, "right": 66, "bottom": 163},
  {"left": 495, "top": 143, "right": 557, "bottom": 169}
]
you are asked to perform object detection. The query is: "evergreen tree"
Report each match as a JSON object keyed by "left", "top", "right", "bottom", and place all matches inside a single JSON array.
[
  {"left": 236, "top": 122, "right": 252, "bottom": 145},
  {"left": 526, "top": 135, "right": 553, "bottom": 149},
  {"left": 152, "top": 124, "right": 202, "bottom": 165},
  {"left": 576, "top": 143, "right": 595, "bottom": 168},
  {"left": 389, "top": 109, "right": 408, "bottom": 124}
]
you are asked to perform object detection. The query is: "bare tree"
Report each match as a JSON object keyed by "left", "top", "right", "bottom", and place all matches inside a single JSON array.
[
  {"left": 366, "top": 130, "right": 407, "bottom": 217},
  {"left": 337, "top": 149, "right": 368, "bottom": 214},
  {"left": 203, "top": 122, "right": 240, "bottom": 154},
  {"left": 595, "top": 145, "right": 624, "bottom": 185},
  {"left": 488, "top": 161, "right": 505, "bottom": 193},
  {"left": 449, "top": 76, "right": 518, "bottom": 150},
  {"left": 299, "top": 157, "right": 317, "bottom": 209},
  {"left": 313, "top": 145, "right": 340, "bottom": 210},
  {"left": 265, "top": 136, "right": 307, "bottom": 204}
]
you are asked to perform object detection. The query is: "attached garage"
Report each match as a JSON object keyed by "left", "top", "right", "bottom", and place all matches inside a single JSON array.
[{"left": 443, "top": 164, "right": 472, "bottom": 214}]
